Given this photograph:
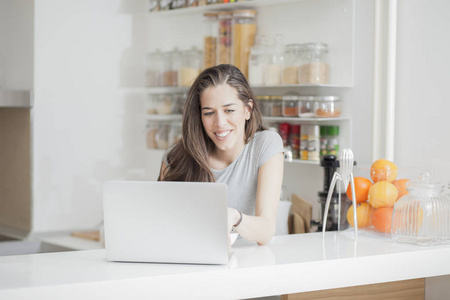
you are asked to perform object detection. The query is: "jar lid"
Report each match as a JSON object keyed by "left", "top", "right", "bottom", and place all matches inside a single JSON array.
[
  {"left": 298, "top": 96, "right": 315, "bottom": 101},
  {"left": 305, "top": 42, "right": 329, "bottom": 50},
  {"left": 282, "top": 95, "right": 299, "bottom": 101},
  {"left": 256, "top": 95, "right": 271, "bottom": 101},
  {"left": 204, "top": 12, "right": 219, "bottom": 17},
  {"left": 314, "top": 96, "right": 341, "bottom": 101},
  {"left": 218, "top": 11, "right": 233, "bottom": 18},
  {"left": 232, "top": 9, "right": 257, "bottom": 18}
]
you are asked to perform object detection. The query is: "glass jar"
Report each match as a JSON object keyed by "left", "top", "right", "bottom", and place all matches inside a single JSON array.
[
  {"left": 162, "top": 49, "right": 180, "bottom": 86},
  {"left": 299, "top": 43, "right": 330, "bottom": 84},
  {"left": 171, "top": 93, "right": 183, "bottom": 114},
  {"left": 392, "top": 175, "right": 450, "bottom": 245},
  {"left": 146, "top": 94, "right": 158, "bottom": 115},
  {"left": 248, "top": 35, "right": 267, "bottom": 86},
  {"left": 168, "top": 123, "right": 183, "bottom": 146},
  {"left": 264, "top": 34, "right": 285, "bottom": 86},
  {"left": 156, "top": 123, "right": 170, "bottom": 149},
  {"left": 203, "top": 12, "right": 218, "bottom": 69},
  {"left": 156, "top": 94, "right": 174, "bottom": 115},
  {"left": 160, "top": 0, "right": 172, "bottom": 11},
  {"left": 282, "top": 95, "right": 299, "bottom": 117},
  {"left": 232, "top": 10, "right": 257, "bottom": 79},
  {"left": 145, "top": 49, "right": 164, "bottom": 87},
  {"left": 146, "top": 122, "right": 159, "bottom": 149},
  {"left": 270, "top": 95, "right": 283, "bottom": 116},
  {"left": 179, "top": 46, "right": 203, "bottom": 86},
  {"left": 298, "top": 96, "right": 315, "bottom": 118},
  {"left": 314, "top": 96, "right": 341, "bottom": 117},
  {"left": 217, "top": 11, "right": 233, "bottom": 65},
  {"left": 256, "top": 95, "right": 271, "bottom": 116},
  {"left": 282, "top": 44, "right": 304, "bottom": 85}
]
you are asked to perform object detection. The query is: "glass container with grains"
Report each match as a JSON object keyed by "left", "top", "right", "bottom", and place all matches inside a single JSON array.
[
  {"left": 232, "top": 10, "right": 257, "bottom": 79},
  {"left": 299, "top": 43, "right": 330, "bottom": 84}
]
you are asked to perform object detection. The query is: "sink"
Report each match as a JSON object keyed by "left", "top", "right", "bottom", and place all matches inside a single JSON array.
[{"left": 0, "top": 235, "right": 73, "bottom": 256}]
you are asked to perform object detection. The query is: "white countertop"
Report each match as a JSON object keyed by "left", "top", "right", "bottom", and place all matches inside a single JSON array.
[{"left": 1, "top": 231, "right": 450, "bottom": 299}]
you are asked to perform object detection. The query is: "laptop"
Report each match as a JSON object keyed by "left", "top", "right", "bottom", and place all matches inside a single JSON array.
[{"left": 103, "top": 180, "right": 229, "bottom": 264}]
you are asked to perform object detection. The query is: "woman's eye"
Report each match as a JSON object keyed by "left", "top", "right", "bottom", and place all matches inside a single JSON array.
[
  {"left": 203, "top": 111, "right": 213, "bottom": 116},
  {"left": 225, "top": 109, "right": 235, "bottom": 113}
]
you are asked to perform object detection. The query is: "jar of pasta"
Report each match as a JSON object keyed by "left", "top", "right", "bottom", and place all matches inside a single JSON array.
[
  {"left": 179, "top": 46, "right": 203, "bottom": 86},
  {"left": 217, "top": 11, "right": 233, "bottom": 65},
  {"left": 299, "top": 43, "right": 330, "bottom": 84},
  {"left": 203, "top": 12, "right": 218, "bottom": 69},
  {"left": 282, "top": 44, "right": 304, "bottom": 85},
  {"left": 232, "top": 9, "right": 257, "bottom": 79}
]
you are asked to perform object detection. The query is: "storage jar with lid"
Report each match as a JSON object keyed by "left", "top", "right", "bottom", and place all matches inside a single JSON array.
[
  {"left": 156, "top": 94, "right": 174, "bottom": 115},
  {"left": 298, "top": 96, "right": 315, "bottom": 117},
  {"left": 282, "top": 94, "right": 299, "bottom": 117},
  {"left": 146, "top": 94, "right": 158, "bottom": 115},
  {"left": 179, "top": 46, "right": 203, "bottom": 86},
  {"left": 256, "top": 95, "right": 272, "bottom": 116},
  {"left": 203, "top": 12, "right": 218, "bottom": 69},
  {"left": 217, "top": 11, "right": 233, "bottom": 65},
  {"left": 248, "top": 35, "right": 267, "bottom": 86},
  {"left": 145, "top": 49, "right": 164, "bottom": 86},
  {"left": 314, "top": 96, "right": 341, "bottom": 117},
  {"left": 146, "top": 121, "right": 159, "bottom": 149},
  {"left": 162, "top": 49, "right": 181, "bottom": 86},
  {"left": 264, "top": 34, "right": 285, "bottom": 86},
  {"left": 299, "top": 43, "right": 330, "bottom": 84},
  {"left": 270, "top": 95, "right": 283, "bottom": 116},
  {"left": 391, "top": 173, "right": 450, "bottom": 245},
  {"left": 232, "top": 9, "right": 257, "bottom": 79},
  {"left": 283, "top": 44, "right": 305, "bottom": 85}
]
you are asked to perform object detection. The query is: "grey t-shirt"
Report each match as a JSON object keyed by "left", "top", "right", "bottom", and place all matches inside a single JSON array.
[
  {"left": 163, "top": 130, "right": 283, "bottom": 216},
  {"left": 211, "top": 130, "right": 284, "bottom": 216}
]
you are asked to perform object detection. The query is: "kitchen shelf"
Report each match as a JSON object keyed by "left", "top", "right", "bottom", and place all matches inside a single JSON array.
[
  {"left": 146, "top": 114, "right": 182, "bottom": 122},
  {"left": 0, "top": 90, "right": 33, "bottom": 108},
  {"left": 148, "top": 0, "right": 324, "bottom": 16}
]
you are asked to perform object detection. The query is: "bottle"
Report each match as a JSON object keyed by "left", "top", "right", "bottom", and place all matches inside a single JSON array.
[
  {"left": 248, "top": 35, "right": 267, "bottom": 86},
  {"left": 232, "top": 10, "right": 257, "bottom": 79},
  {"left": 291, "top": 125, "right": 301, "bottom": 159},
  {"left": 264, "top": 34, "right": 284, "bottom": 85},
  {"left": 308, "top": 125, "right": 320, "bottom": 161},
  {"left": 203, "top": 12, "right": 219, "bottom": 69},
  {"left": 279, "top": 123, "right": 292, "bottom": 162},
  {"left": 217, "top": 11, "right": 233, "bottom": 65},
  {"left": 327, "top": 126, "right": 340, "bottom": 156},
  {"left": 320, "top": 126, "right": 329, "bottom": 158},
  {"left": 300, "top": 125, "right": 309, "bottom": 160}
]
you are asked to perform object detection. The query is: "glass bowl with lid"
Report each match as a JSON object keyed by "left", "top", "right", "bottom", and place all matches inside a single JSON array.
[{"left": 391, "top": 173, "right": 450, "bottom": 245}]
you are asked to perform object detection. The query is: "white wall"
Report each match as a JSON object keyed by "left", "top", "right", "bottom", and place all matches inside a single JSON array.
[
  {"left": 32, "top": 0, "right": 146, "bottom": 234},
  {"left": 395, "top": 0, "right": 450, "bottom": 182}
]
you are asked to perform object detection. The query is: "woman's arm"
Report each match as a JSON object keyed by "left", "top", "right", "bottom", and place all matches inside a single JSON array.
[{"left": 228, "top": 152, "right": 284, "bottom": 245}]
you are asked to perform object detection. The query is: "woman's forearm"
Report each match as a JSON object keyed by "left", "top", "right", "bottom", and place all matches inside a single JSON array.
[{"left": 229, "top": 208, "right": 276, "bottom": 245}]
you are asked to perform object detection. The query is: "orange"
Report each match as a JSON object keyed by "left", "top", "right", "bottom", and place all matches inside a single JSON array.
[
  {"left": 346, "top": 177, "right": 373, "bottom": 203},
  {"left": 370, "top": 159, "right": 398, "bottom": 183},
  {"left": 393, "top": 178, "right": 410, "bottom": 200},
  {"left": 346, "top": 202, "right": 373, "bottom": 228},
  {"left": 368, "top": 181, "right": 398, "bottom": 208},
  {"left": 372, "top": 207, "right": 394, "bottom": 233}
]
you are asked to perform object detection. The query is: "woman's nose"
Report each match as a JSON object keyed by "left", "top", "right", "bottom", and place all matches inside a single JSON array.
[{"left": 214, "top": 112, "right": 227, "bottom": 127}]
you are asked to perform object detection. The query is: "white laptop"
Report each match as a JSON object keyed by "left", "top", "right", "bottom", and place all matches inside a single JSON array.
[{"left": 103, "top": 180, "right": 229, "bottom": 264}]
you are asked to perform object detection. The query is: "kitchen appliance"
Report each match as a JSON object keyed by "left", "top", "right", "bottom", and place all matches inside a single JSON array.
[{"left": 317, "top": 151, "right": 355, "bottom": 234}]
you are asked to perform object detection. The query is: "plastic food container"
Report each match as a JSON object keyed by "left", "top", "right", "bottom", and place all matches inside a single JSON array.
[
  {"left": 270, "top": 95, "right": 283, "bottom": 116},
  {"left": 256, "top": 95, "right": 272, "bottom": 116},
  {"left": 314, "top": 96, "right": 341, "bottom": 117},
  {"left": 298, "top": 96, "right": 315, "bottom": 118},
  {"left": 282, "top": 95, "right": 299, "bottom": 117}
]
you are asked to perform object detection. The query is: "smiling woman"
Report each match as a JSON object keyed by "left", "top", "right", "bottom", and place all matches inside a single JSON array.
[{"left": 158, "top": 64, "right": 284, "bottom": 245}]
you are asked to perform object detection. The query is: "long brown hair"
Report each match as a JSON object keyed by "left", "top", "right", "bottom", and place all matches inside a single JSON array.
[{"left": 159, "top": 64, "right": 265, "bottom": 182}]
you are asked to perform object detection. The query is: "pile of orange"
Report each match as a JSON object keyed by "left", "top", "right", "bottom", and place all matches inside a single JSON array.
[{"left": 346, "top": 159, "right": 410, "bottom": 233}]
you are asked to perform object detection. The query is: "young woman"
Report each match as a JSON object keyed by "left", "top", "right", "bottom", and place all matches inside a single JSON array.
[{"left": 159, "top": 64, "right": 284, "bottom": 245}]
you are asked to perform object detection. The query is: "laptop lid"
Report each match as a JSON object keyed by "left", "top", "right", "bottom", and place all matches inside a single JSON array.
[{"left": 103, "top": 181, "right": 229, "bottom": 265}]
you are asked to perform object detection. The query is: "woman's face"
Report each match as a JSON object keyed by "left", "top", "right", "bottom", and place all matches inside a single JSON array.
[{"left": 200, "top": 84, "right": 252, "bottom": 156}]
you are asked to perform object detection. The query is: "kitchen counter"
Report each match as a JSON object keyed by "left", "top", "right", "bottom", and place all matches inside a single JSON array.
[{"left": 1, "top": 231, "right": 450, "bottom": 299}]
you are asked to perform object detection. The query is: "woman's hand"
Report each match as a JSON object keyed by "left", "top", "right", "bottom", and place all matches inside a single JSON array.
[{"left": 227, "top": 207, "right": 240, "bottom": 233}]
